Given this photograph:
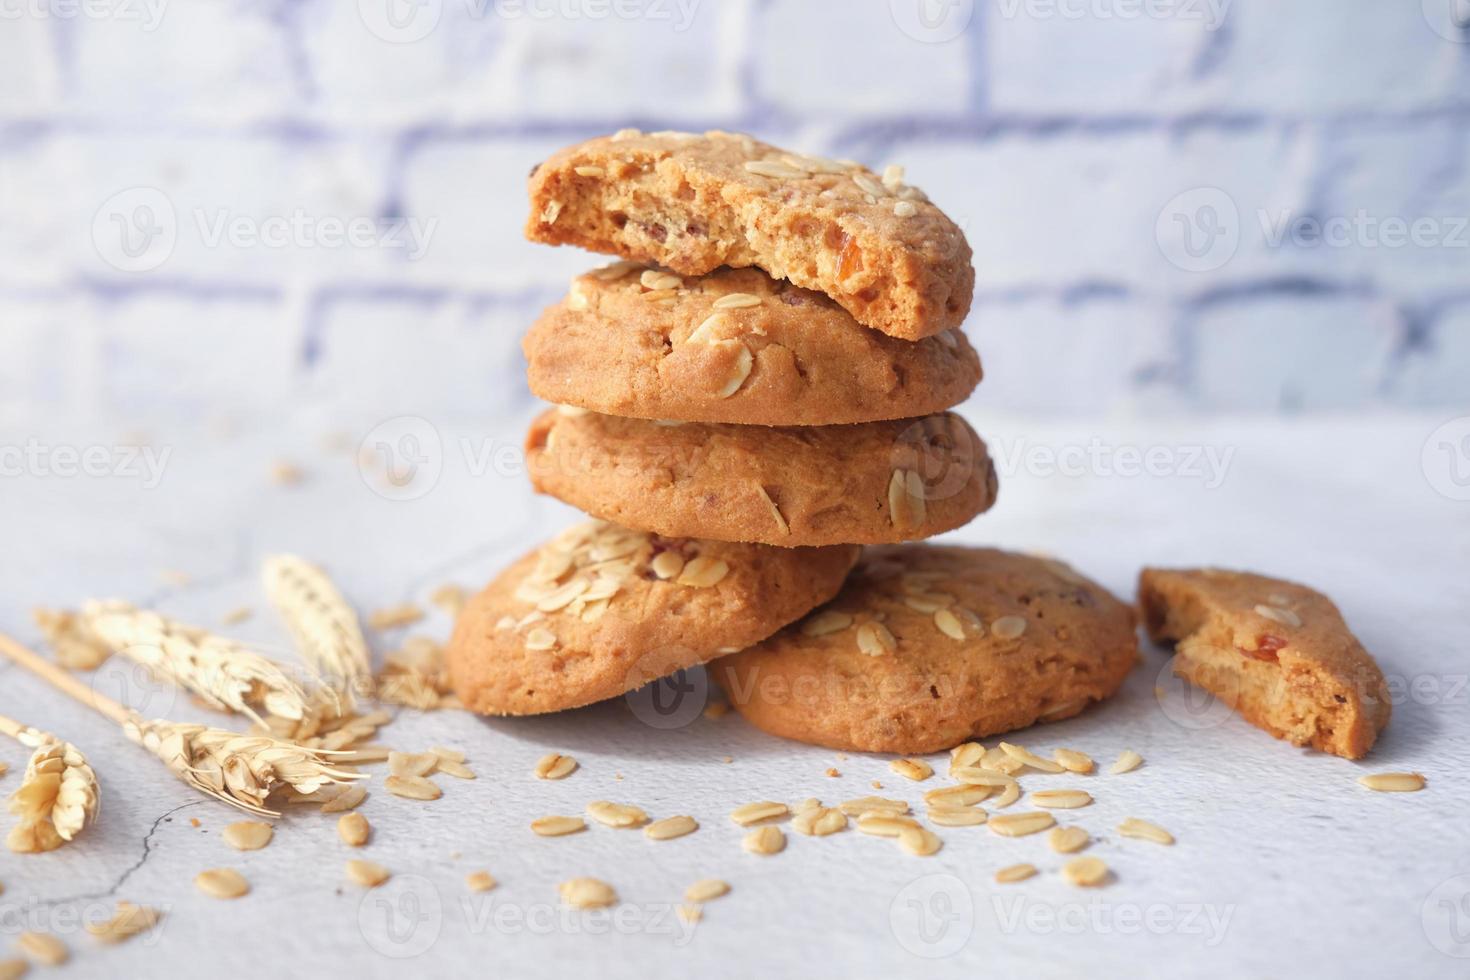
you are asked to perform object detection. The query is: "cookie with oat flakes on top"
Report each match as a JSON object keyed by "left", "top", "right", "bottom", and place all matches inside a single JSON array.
[
  {"left": 445, "top": 520, "right": 858, "bottom": 715},
  {"left": 524, "top": 409, "right": 997, "bottom": 548},
  {"left": 1138, "top": 567, "right": 1390, "bottom": 759},
  {"left": 713, "top": 546, "right": 1138, "bottom": 754},
  {"left": 525, "top": 263, "right": 982, "bottom": 426},
  {"left": 525, "top": 129, "right": 973, "bottom": 342}
]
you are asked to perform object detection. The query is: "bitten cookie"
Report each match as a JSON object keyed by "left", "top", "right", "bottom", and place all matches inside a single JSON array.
[
  {"left": 446, "top": 520, "right": 859, "bottom": 715},
  {"left": 525, "top": 129, "right": 973, "bottom": 341},
  {"left": 1138, "top": 567, "right": 1391, "bottom": 759},
  {"left": 525, "top": 263, "right": 982, "bottom": 426},
  {"left": 525, "top": 408, "right": 998, "bottom": 547},
  {"left": 713, "top": 546, "right": 1139, "bottom": 754}
]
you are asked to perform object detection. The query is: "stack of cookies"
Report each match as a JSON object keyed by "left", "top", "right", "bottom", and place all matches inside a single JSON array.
[{"left": 447, "top": 131, "right": 1137, "bottom": 753}]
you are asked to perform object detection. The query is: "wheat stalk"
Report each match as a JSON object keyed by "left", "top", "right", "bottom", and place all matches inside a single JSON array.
[
  {"left": 262, "top": 555, "right": 372, "bottom": 697},
  {"left": 0, "top": 633, "right": 364, "bottom": 819},
  {"left": 122, "top": 718, "right": 364, "bottom": 818},
  {"left": 0, "top": 715, "right": 100, "bottom": 853},
  {"left": 82, "top": 600, "right": 310, "bottom": 725}
]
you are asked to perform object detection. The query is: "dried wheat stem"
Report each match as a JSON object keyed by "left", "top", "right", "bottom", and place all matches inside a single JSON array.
[
  {"left": 82, "top": 600, "right": 311, "bottom": 724},
  {"left": 0, "top": 633, "right": 362, "bottom": 819},
  {"left": 262, "top": 555, "right": 372, "bottom": 697},
  {"left": 122, "top": 718, "right": 364, "bottom": 818},
  {"left": 0, "top": 713, "right": 100, "bottom": 853},
  {"left": 0, "top": 633, "right": 131, "bottom": 725}
]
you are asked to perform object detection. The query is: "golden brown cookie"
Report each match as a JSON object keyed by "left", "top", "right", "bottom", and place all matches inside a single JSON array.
[
  {"left": 713, "top": 546, "right": 1139, "bottom": 754},
  {"left": 525, "top": 129, "right": 973, "bottom": 342},
  {"left": 523, "top": 262, "right": 981, "bottom": 426},
  {"left": 446, "top": 520, "right": 859, "bottom": 715},
  {"left": 1138, "top": 567, "right": 1390, "bottom": 759},
  {"left": 525, "top": 408, "right": 997, "bottom": 547},
  {"left": 525, "top": 264, "right": 982, "bottom": 426}
]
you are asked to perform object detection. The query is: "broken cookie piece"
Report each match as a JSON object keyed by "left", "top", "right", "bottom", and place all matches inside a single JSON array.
[
  {"left": 1138, "top": 567, "right": 1390, "bottom": 759},
  {"left": 524, "top": 130, "right": 974, "bottom": 342}
]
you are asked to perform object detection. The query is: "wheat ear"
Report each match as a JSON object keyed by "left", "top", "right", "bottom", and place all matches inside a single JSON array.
[
  {"left": 0, "top": 633, "right": 363, "bottom": 819},
  {"left": 82, "top": 600, "right": 311, "bottom": 724},
  {"left": 262, "top": 555, "right": 372, "bottom": 697},
  {"left": 0, "top": 714, "right": 100, "bottom": 853}
]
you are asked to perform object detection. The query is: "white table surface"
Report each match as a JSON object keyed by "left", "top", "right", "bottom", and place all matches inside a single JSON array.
[{"left": 1, "top": 406, "right": 1466, "bottom": 980}]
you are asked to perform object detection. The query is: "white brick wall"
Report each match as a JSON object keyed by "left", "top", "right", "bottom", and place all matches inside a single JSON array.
[{"left": 1, "top": 0, "right": 1467, "bottom": 425}]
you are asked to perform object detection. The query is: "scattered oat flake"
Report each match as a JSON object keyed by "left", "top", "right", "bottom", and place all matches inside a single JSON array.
[
  {"left": 792, "top": 806, "right": 847, "bottom": 836},
  {"left": 559, "top": 877, "right": 616, "bottom": 909},
  {"left": 1118, "top": 817, "right": 1175, "bottom": 845},
  {"left": 927, "top": 806, "right": 987, "bottom": 827},
  {"left": 897, "top": 826, "right": 942, "bottom": 856},
  {"left": 436, "top": 760, "right": 476, "bottom": 780},
  {"left": 220, "top": 606, "right": 253, "bottom": 626},
  {"left": 0, "top": 960, "right": 25, "bottom": 980},
  {"left": 271, "top": 461, "right": 304, "bottom": 486},
  {"left": 1049, "top": 826, "right": 1090, "bottom": 853},
  {"left": 338, "top": 812, "right": 371, "bottom": 847},
  {"left": 677, "top": 904, "right": 702, "bottom": 923},
  {"left": 346, "top": 860, "right": 390, "bottom": 888},
  {"left": 988, "top": 811, "right": 1056, "bottom": 838},
  {"left": 587, "top": 801, "right": 648, "bottom": 828},
  {"left": 703, "top": 701, "right": 730, "bottom": 719},
  {"left": 222, "top": 821, "right": 273, "bottom": 851},
  {"left": 644, "top": 815, "right": 698, "bottom": 841},
  {"left": 1358, "top": 772, "right": 1426, "bottom": 793},
  {"left": 1053, "top": 748, "right": 1094, "bottom": 774},
  {"left": 857, "top": 813, "right": 920, "bottom": 837},
  {"left": 1062, "top": 856, "right": 1109, "bottom": 887},
  {"left": 995, "top": 863, "right": 1037, "bottom": 884},
  {"left": 531, "top": 816, "right": 586, "bottom": 837},
  {"left": 369, "top": 603, "right": 424, "bottom": 631},
  {"left": 743, "top": 825, "right": 785, "bottom": 855},
  {"left": 385, "top": 775, "right": 442, "bottom": 801},
  {"left": 839, "top": 796, "right": 908, "bottom": 817},
  {"left": 731, "top": 801, "right": 788, "bottom": 826},
  {"left": 535, "top": 752, "right": 578, "bottom": 780},
  {"left": 321, "top": 785, "right": 368, "bottom": 813},
  {"left": 999, "top": 742, "right": 1065, "bottom": 773},
  {"left": 685, "top": 878, "right": 730, "bottom": 903},
  {"left": 429, "top": 745, "right": 466, "bottom": 764},
  {"left": 890, "top": 758, "right": 933, "bottom": 781},
  {"left": 1110, "top": 750, "right": 1143, "bottom": 775},
  {"left": 389, "top": 751, "right": 439, "bottom": 777},
  {"left": 16, "top": 932, "right": 66, "bottom": 966},
  {"left": 195, "top": 868, "right": 249, "bottom": 900},
  {"left": 86, "top": 903, "right": 161, "bottom": 944},
  {"left": 466, "top": 871, "right": 497, "bottom": 892},
  {"left": 1031, "top": 789, "right": 1093, "bottom": 809}
]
